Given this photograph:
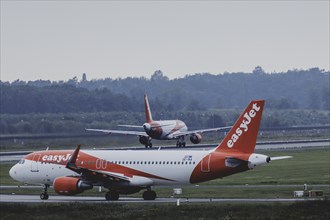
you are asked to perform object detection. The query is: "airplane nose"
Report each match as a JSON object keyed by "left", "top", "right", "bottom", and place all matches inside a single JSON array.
[{"left": 9, "top": 165, "right": 18, "bottom": 181}]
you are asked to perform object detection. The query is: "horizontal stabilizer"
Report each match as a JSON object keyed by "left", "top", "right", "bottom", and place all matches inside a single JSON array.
[{"left": 270, "top": 156, "right": 293, "bottom": 161}]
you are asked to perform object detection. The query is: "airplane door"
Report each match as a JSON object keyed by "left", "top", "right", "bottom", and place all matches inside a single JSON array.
[
  {"left": 31, "top": 154, "right": 41, "bottom": 172},
  {"left": 201, "top": 154, "right": 211, "bottom": 173}
]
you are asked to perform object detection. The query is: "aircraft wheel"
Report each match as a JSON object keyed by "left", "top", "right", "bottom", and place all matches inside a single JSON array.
[
  {"left": 105, "top": 191, "right": 119, "bottom": 201},
  {"left": 149, "top": 143, "right": 153, "bottom": 148},
  {"left": 40, "top": 193, "right": 49, "bottom": 200},
  {"left": 143, "top": 190, "right": 156, "bottom": 200}
]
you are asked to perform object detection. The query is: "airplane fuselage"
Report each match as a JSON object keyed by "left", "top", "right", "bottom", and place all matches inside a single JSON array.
[
  {"left": 144, "top": 120, "right": 188, "bottom": 140},
  {"left": 10, "top": 148, "right": 265, "bottom": 187}
]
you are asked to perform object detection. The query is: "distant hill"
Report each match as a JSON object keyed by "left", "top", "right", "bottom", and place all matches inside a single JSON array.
[{"left": 1, "top": 67, "right": 329, "bottom": 114}]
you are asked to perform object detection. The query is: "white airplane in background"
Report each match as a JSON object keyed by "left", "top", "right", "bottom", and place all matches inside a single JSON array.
[
  {"left": 10, "top": 100, "right": 292, "bottom": 201},
  {"left": 86, "top": 94, "right": 231, "bottom": 148}
]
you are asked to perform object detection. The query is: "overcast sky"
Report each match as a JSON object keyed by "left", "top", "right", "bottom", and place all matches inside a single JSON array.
[{"left": 1, "top": 0, "right": 329, "bottom": 82}]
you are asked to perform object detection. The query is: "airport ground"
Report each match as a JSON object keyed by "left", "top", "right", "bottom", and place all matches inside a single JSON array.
[
  {"left": 0, "top": 200, "right": 329, "bottom": 220},
  {"left": 0, "top": 130, "right": 329, "bottom": 219}
]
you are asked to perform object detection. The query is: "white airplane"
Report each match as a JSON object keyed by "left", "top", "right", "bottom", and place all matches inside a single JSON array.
[
  {"left": 86, "top": 94, "right": 231, "bottom": 148},
  {"left": 9, "top": 100, "right": 292, "bottom": 201}
]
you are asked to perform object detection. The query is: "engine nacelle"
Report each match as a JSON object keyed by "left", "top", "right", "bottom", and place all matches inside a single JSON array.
[
  {"left": 139, "top": 136, "right": 149, "bottom": 145},
  {"left": 53, "top": 176, "right": 93, "bottom": 195},
  {"left": 190, "top": 133, "right": 202, "bottom": 144}
]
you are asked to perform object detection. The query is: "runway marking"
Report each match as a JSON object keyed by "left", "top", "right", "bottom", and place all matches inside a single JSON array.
[{"left": 0, "top": 194, "right": 323, "bottom": 204}]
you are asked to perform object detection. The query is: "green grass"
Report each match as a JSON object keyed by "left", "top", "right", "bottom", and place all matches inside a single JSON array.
[
  {"left": 1, "top": 201, "right": 330, "bottom": 220},
  {"left": 206, "top": 148, "right": 330, "bottom": 185}
]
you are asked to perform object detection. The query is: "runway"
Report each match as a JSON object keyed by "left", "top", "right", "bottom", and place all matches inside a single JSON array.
[
  {"left": 1, "top": 139, "right": 329, "bottom": 162},
  {"left": 0, "top": 194, "right": 322, "bottom": 204}
]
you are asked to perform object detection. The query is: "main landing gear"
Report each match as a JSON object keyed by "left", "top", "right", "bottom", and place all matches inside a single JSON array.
[
  {"left": 40, "top": 184, "right": 49, "bottom": 200},
  {"left": 105, "top": 191, "right": 119, "bottom": 201},
  {"left": 143, "top": 187, "right": 156, "bottom": 200},
  {"left": 176, "top": 136, "right": 186, "bottom": 147},
  {"left": 104, "top": 188, "right": 157, "bottom": 201}
]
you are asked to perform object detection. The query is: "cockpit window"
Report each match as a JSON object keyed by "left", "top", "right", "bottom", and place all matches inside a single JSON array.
[{"left": 18, "top": 159, "right": 25, "bottom": 164}]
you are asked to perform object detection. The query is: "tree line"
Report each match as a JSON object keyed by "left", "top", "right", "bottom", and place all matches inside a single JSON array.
[{"left": 1, "top": 67, "right": 329, "bottom": 115}]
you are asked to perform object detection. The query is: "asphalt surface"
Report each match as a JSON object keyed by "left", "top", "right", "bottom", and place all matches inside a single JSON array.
[
  {"left": 1, "top": 184, "right": 329, "bottom": 190},
  {"left": 0, "top": 194, "right": 323, "bottom": 203}
]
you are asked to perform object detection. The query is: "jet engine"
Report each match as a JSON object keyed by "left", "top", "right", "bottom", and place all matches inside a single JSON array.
[
  {"left": 139, "top": 136, "right": 149, "bottom": 145},
  {"left": 190, "top": 133, "right": 202, "bottom": 144},
  {"left": 53, "top": 176, "right": 93, "bottom": 195}
]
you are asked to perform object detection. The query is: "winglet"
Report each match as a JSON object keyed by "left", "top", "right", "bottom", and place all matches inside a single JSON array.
[
  {"left": 66, "top": 144, "right": 81, "bottom": 173},
  {"left": 215, "top": 100, "right": 265, "bottom": 153},
  {"left": 144, "top": 94, "right": 153, "bottom": 123}
]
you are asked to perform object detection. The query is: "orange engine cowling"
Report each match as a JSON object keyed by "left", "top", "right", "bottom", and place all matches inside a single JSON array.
[
  {"left": 53, "top": 176, "right": 93, "bottom": 195},
  {"left": 190, "top": 133, "right": 202, "bottom": 144}
]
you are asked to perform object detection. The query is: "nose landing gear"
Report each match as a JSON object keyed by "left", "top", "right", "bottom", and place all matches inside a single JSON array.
[{"left": 40, "top": 184, "right": 49, "bottom": 200}]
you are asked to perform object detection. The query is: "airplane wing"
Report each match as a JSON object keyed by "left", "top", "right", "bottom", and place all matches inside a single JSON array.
[
  {"left": 66, "top": 145, "right": 152, "bottom": 186},
  {"left": 172, "top": 126, "right": 232, "bottom": 138},
  {"left": 118, "top": 125, "right": 143, "bottom": 128},
  {"left": 85, "top": 128, "right": 148, "bottom": 137}
]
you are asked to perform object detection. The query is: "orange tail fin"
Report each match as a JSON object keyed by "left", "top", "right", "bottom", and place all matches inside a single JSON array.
[
  {"left": 215, "top": 100, "right": 265, "bottom": 153},
  {"left": 144, "top": 94, "right": 153, "bottom": 123}
]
